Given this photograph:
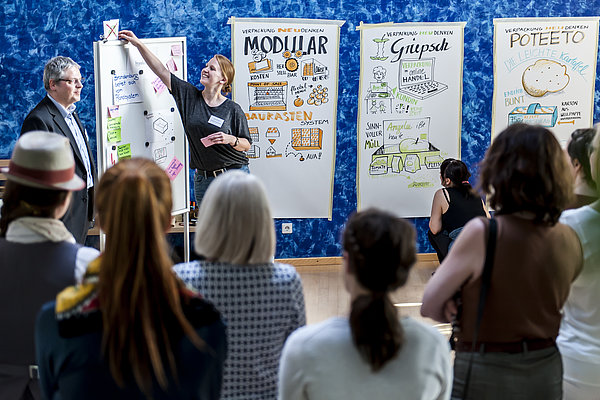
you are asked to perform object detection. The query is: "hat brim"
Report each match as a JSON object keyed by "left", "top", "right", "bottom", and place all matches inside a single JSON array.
[{"left": 1, "top": 167, "right": 86, "bottom": 191}]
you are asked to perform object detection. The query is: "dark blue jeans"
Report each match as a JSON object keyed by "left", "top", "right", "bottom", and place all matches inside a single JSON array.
[{"left": 193, "top": 164, "right": 250, "bottom": 205}]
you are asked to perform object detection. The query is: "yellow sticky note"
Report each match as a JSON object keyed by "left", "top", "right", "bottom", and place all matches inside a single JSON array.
[
  {"left": 117, "top": 143, "right": 131, "bottom": 160},
  {"left": 107, "top": 117, "right": 122, "bottom": 142}
]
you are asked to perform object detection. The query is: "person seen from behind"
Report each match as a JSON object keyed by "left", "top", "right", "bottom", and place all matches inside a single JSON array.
[{"left": 35, "top": 158, "right": 226, "bottom": 399}]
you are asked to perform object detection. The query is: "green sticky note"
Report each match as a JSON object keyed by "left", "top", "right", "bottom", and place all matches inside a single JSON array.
[
  {"left": 107, "top": 117, "right": 122, "bottom": 143},
  {"left": 117, "top": 143, "right": 131, "bottom": 160}
]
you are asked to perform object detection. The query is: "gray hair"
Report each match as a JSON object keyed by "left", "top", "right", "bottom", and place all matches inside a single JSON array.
[
  {"left": 194, "top": 171, "right": 275, "bottom": 264},
  {"left": 43, "top": 56, "right": 80, "bottom": 91}
]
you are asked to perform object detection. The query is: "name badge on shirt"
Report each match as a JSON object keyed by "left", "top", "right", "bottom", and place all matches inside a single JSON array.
[{"left": 208, "top": 115, "right": 224, "bottom": 128}]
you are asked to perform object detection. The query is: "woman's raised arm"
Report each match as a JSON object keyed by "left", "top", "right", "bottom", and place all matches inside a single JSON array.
[{"left": 118, "top": 30, "right": 172, "bottom": 90}]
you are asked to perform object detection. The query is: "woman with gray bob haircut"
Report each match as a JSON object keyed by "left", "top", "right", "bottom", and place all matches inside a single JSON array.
[
  {"left": 193, "top": 170, "right": 274, "bottom": 264},
  {"left": 174, "top": 171, "right": 306, "bottom": 400}
]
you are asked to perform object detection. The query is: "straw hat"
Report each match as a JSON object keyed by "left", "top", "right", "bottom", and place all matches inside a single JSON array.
[{"left": 1, "top": 131, "right": 85, "bottom": 191}]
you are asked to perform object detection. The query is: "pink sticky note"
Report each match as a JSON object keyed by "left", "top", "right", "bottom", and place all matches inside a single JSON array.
[
  {"left": 108, "top": 105, "right": 120, "bottom": 117},
  {"left": 166, "top": 58, "right": 178, "bottom": 72},
  {"left": 165, "top": 157, "right": 184, "bottom": 181},
  {"left": 171, "top": 44, "right": 183, "bottom": 56},
  {"left": 151, "top": 77, "right": 167, "bottom": 94},
  {"left": 201, "top": 136, "right": 214, "bottom": 147}
]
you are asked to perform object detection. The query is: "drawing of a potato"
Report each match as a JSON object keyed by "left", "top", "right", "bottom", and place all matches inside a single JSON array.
[{"left": 522, "top": 59, "right": 570, "bottom": 97}]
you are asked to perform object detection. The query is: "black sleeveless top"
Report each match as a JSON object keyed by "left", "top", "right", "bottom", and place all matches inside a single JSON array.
[{"left": 441, "top": 187, "right": 486, "bottom": 232}]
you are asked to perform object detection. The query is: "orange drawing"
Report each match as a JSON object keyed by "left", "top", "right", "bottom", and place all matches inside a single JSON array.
[{"left": 291, "top": 128, "right": 323, "bottom": 150}]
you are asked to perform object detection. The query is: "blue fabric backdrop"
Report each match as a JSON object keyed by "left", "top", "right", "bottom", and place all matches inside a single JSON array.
[{"left": 1, "top": 0, "right": 599, "bottom": 258}]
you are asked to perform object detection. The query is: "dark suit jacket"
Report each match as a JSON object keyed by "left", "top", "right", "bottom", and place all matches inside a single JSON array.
[{"left": 21, "top": 95, "right": 97, "bottom": 243}]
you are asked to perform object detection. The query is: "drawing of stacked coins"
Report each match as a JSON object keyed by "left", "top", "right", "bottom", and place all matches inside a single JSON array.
[{"left": 307, "top": 85, "right": 329, "bottom": 106}]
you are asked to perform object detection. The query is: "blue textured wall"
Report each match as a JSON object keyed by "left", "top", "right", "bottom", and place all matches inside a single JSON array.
[{"left": 1, "top": 0, "right": 599, "bottom": 258}]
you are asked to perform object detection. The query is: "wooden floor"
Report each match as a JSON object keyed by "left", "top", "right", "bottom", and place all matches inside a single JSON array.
[{"left": 278, "top": 255, "right": 451, "bottom": 337}]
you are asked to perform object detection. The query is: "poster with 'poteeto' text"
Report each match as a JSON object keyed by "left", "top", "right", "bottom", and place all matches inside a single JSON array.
[
  {"left": 357, "top": 22, "right": 465, "bottom": 218},
  {"left": 229, "top": 17, "right": 344, "bottom": 219},
  {"left": 492, "top": 17, "right": 599, "bottom": 145}
]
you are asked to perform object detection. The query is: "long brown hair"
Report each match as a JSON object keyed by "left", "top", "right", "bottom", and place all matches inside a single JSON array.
[
  {"left": 343, "top": 208, "right": 416, "bottom": 371},
  {"left": 95, "top": 158, "right": 202, "bottom": 394}
]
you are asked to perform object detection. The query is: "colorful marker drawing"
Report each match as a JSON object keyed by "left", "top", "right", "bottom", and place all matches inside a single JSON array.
[
  {"left": 368, "top": 117, "right": 443, "bottom": 175},
  {"left": 248, "top": 82, "right": 288, "bottom": 111},
  {"left": 266, "top": 146, "right": 282, "bottom": 158},
  {"left": 283, "top": 50, "right": 304, "bottom": 72},
  {"left": 521, "top": 59, "right": 569, "bottom": 97},
  {"left": 370, "top": 36, "right": 389, "bottom": 61},
  {"left": 247, "top": 145, "right": 260, "bottom": 159},
  {"left": 397, "top": 58, "right": 448, "bottom": 100},
  {"left": 248, "top": 49, "right": 273, "bottom": 73},
  {"left": 291, "top": 128, "right": 323, "bottom": 150},
  {"left": 249, "top": 127, "right": 260, "bottom": 142},
  {"left": 302, "top": 59, "right": 328, "bottom": 77},
  {"left": 508, "top": 103, "right": 558, "bottom": 127},
  {"left": 306, "top": 85, "right": 329, "bottom": 106},
  {"left": 365, "top": 66, "right": 392, "bottom": 114}
]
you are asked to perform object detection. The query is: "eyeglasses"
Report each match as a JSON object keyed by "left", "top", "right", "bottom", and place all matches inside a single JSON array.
[{"left": 58, "top": 77, "right": 85, "bottom": 85}]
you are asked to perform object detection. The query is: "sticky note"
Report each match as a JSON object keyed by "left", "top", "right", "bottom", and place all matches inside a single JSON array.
[
  {"left": 165, "top": 157, "right": 184, "bottom": 180},
  {"left": 103, "top": 19, "right": 119, "bottom": 41},
  {"left": 113, "top": 72, "right": 142, "bottom": 105},
  {"left": 107, "top": 117, "right": 122, "bottom": 142},
  {"left": 108, "top": 105, "right": 120, "bottom": 118},
  {"left": 171, "top": 44, "right": 183, "bottom": 56},
  {"left": 166, "top": 58, "right": 178, "bottom": 72},
  {"left": 152, "top": 77, "right": 167, "bottom": 94},
  {"left": 201, "top": 136, "right": 214, "bottom": 147},
  {"left": 117, "top": 143, "right": 131, "bottom": 160}
]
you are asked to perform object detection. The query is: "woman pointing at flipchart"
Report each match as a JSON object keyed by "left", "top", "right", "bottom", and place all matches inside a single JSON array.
[{"left": 118, "top": 30, "right": 252, "bottom": 204}]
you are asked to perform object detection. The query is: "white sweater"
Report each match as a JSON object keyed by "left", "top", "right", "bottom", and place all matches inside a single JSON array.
[
  {"left": 279, "top": 316, "right": 452, "bottom": 400},
  {"left": 558, "top": 205, "right": 600, "bottom": 384}
]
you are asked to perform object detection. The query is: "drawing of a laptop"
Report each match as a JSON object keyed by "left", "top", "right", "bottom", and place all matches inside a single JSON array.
[{"left": 398, "top": 58, "right": 448, "bottom": 100}]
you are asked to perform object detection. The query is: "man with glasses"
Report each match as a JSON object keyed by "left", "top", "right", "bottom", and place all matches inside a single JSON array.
[{"left": 21, "top": 56, "right": 96, "bottom": 244}]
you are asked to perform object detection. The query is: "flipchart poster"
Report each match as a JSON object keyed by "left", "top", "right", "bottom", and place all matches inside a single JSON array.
[
  {"left": 492, "top": 17, "right": 599, "bottom": 145},
  {"left": 230, "top": 17, "right": 345, "bottom": 219},
  {"left": 357, "top": 22, "right": 465, "bottom": 217}
]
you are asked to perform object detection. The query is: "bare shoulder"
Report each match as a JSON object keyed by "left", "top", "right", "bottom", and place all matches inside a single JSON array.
[
  {"left": 554, "top": 221, "right": 584, "bottom": 273},
  {"left": 460, "top": 216, "right": 488, "bottom": 237}
]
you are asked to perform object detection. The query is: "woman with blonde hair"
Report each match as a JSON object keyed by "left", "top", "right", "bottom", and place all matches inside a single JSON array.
[
  {"left": 174, "top": 171, "right": 305, "bottom": 400},
  {"left": 118, "top": 30, "right": 252, "bottom": 204},
  {"left": 421, "top": 123, "right": 582, "bottom": 399},
  {"left": 279, "top": 208, "right": 451, "bottom": 400},
  {"left": 35, "top": 158, "right": 226, "bottom": 399}
]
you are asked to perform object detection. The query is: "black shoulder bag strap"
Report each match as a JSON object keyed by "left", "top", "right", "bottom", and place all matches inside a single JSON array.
[{"left": 461, "top": 218, "right": 497, "bottom": 399}]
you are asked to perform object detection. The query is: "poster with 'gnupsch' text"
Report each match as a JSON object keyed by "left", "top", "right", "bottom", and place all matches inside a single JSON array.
[
  {"left": 492, "top": 17, "right": 599, "bottom": 145},
  {"left": 230, "top": 17, "right": 344, "bottom": 219},
  {"left": 357, "top": 22, "right": 465, "bottom": 218}
]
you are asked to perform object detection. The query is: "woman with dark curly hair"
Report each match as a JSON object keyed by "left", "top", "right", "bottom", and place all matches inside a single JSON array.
[{"left": 421, "top": 123, "right": 582, "bottom": 399}]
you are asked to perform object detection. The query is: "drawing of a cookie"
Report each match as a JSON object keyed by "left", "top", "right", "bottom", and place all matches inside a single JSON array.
[{"left": 522, "top": 59, "right": 570, "bottom": 97}]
